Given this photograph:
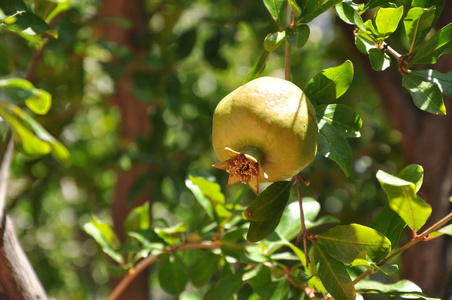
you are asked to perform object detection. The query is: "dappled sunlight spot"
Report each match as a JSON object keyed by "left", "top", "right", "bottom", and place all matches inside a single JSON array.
[
  {"left": 193, "top": 74, "right": 218, "bottom": 98},
  {"left": 354, "top": 155, "right": 372, "bottom": 174},
  {"left": 325, "top": 196, "right": 343, "bottom": 214}
]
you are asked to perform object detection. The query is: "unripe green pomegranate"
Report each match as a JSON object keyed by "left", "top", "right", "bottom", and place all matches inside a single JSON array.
[{"left": 212, "top": 76, "right": 318, "bottom": 194}]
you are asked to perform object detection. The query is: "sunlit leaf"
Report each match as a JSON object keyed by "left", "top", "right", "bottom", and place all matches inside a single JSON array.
[
  {"left": 245, "top": 50, "right": 272, "bottom": 83},
  {"left": 158, "top": 254, "right": 189, "bottom": 296},
  {"left": 356, "top": 280, "right": 441, "bottom": 300},
  {"left": 377, "top": 169, "right": 432, "bottom": 232},
  {"left": 410, "top": 23, "right": 452, "bottom": 65},
  {"left": 186, "top": 174, "right": 225, "bottom": 222},
  {"left": 124, "top": 203, "right": 150, "bottom": 236},
  {"left": 155, "top": 223, "right": 187, "bottom": 245},
  {"left": 83, "top": 218, "right": 123, "bottom": 264},
  {"left": 263, "top": 0, "right": 285, "bottom": 30},
  {"left": 412, "top": 69, "right": 452, "bottom": 97},
  {"left": 317, "top": 122, "right": 353, "bottom": 176},
  {"left": 404, "top": 6, "right": 436, "bottom": 50},
  {"left": 373, "top": 6, "right": 404, "bottom": 40},
  {"left": 398, "top": 164, "right": 424, "bottom": 192},
  {"left": 264, "top": 31, "right": 286, "bottom": 52},
  {"left": 335, "top": 1, "right": 366, "bottom": 31},
  {"left": 429, "top": 224, "right": 452, "bottom": 239},
  {"left": 316, "top": 223, "right": 391, "bottom": 263},
  {"left": 369, "top": 48, "right": 391, "bottom": 71},
  {"left": 305, "top": 60, "right": 354, "bottom": 104},
  {"left": 355, "top": 32, "right": 377, "bottom": 54},
  {"left": 316, "top": 103, "right": 362, "bottom": 138},
  {"left": 313, "top": 243, "right": 355, "bottom": 300},
  {"left": 402, "top": 72, "right": 445, "bottom": 115}
]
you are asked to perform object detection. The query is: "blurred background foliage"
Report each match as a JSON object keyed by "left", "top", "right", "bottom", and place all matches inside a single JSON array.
[{"left": 1, "top": 0, "right": 426, "bottom": 299}]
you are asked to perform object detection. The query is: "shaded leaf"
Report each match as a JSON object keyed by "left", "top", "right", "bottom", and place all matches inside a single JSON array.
[
  {"left": 398, "top": 164, "right": 424, "bottom": 193},
  {"left": 287, "top": 25, "right": 310, "bottom": 48},
  {"left": 203, "top": 269, "right": 245, "bottom": 300},
  {"left": 247, "top": 217, "right": 282, "bottom": 243},
  {"left": 369, "top": 48, "right": 391, "bottom": 71},
  {"left": 410, "top": 23, "right": 452, "bottom": 65},
  {"left": 264, "top": 31, "right": 286, "bottom": 52},
  {"left": 356, "top": 280, "right": 441, "bottom": 300},
  {"left": 269, "top": 279, "right": 290, "bottom": 300},
  {"left": 316, "top": 223, "right": 391, "bottom": 263},
  {"left": 404, "top": 6, "right": 436, "bottom": 50},
  {"left": 158, "top": 254, "right": 189, "bottom": 296},
  {"left": 0, "top": 44, "right": 12, "bottom": 76},
  {"left": 317, "top": 122, "right": 353, "bottom": 176},
  {"left": 402, "top": 72, "right": 445, "bottom": 115},
  {"left": 313, "top": 243, "right": 355, "bottom": 300},
  {"left": 186, "top": 174, "right": 225, "bottom": 222},
  {"left": 335, "top": 1, "right": 366, "bottom": 31},
  {"left": 355, "top": 32, "right": 377, "bottom": 54},
  {"left": 124, "top": 203, "right": 150, "bottom": 236},
  {"left": 155, "top": 223, "right": 187, "bottom": 245},
  {"left": 364, "top": 0, "right": 392, "bottom": 11},
  {"left": 371, "top": 204, "right": 406, "bottom": 247},
  {"left": 245, "top": 50, "right": 272, "bottom": 83},
  {"left": 300, "top": 0, "right": 343, "bottom": 23},
  {"left": 263, "top": 0, "right": 285, "bottom": 30},
  {"left": 429, "top": 224, "right": 452, "bottom": 238},
  {"left": 187, "top": 251, "right": 220, "bottom": 287},
  {"left": 412, "top": 69, "right": 452, "bottom": 97},
  {"left": 305, "top": 60, "right": 354, "bottom": 104},
  {"left": 377, "top": 169, "right": 432, "bottom": 232},
  {"left": 316, "top": 103, "right": 362, "bottom": 138}
]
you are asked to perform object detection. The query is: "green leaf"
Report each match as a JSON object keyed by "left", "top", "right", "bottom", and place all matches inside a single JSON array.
[
  {"left": 25, "top": 88, "right": 52, "bottom": 115},
  {"left": 264, "top": 31, "right": 286, "bottom": 52},
  {"left": 299, "top": 0, "right": 343, "bottom": 24},
  {"left": 335, "top": 1, "right": 366, "bottom": 31},
  {"left": 247, "top": 218, "right": 281, "bottom": 243},
  {"left": 356, "top": 280, "right": 441, "bottom": 300},
  {"left": 371, "top": 205, "right": 406, "bottom": 247},
  {"left": 155, "top": 223, "right": 187, "bottom": 245},
  {"left": 0, "top": 0, "right": 52, "bottom": 36},
  {"left": 412, "top": 69, "right": 452, "bottom": 97},
  {"left": 317, "top": 122, "right": 353, "bottom": 176},
  {"left": 124, "top": 203, "right": 150, "bottom": 236},
  {"left": 203, "top": 269, "right": 245, "bottom": 300},
  {"left": 316, "top": 104, "right": 362, "bottom": 138},
  {"left": 263, "top": 0, "right": 286, "bottom": 30},
  {"left": 429, "top": 224, "right": 452, "bottom": 238},
  {"left": 83, "top": 218, "right": 123, "bottom": 264},
  {"left": 412, "top": 0, "right": 444, "bottom": 27},
  {"left": 368, "top": 48, "right": 391, "bottom": 71},
  {"left": 398, "top": 164, "right": 424, "bottom": 193},
  {"left": 276, "top": 198, "right": 320, "bottom": 240},
  {"left": 316, "top": 224, "right": 391, "bottom": 263},
  {"left": 288, "top": 0, "right": 302, "bottom": 19},
  {"left": 355, "top": 32, "right": 377, "bottom": 54},
  {"left": 287, "top": 25, "right": 310, "bottom": 48},
  {"left": 186, "top": 250, "right": 220, "bottom": 287},
  {"left": 269, "top": 279, "right": 290, "bottom": 300},
  {"left": 158, "top": 254, "right": 189, "bottom": 296},
  {"left": 404, "top": 6, "right": 436, "bottom": 50},
  {"left": 373, "top": 6, "right": 404, "bottom": 40},
  {"left": 0, "top": 44, "right": 12, "bottom": 76},
  {"left": 245, "top": 181, "right": 291, "bottom": 222},
  {"left": 245, "top": 50, "right": 272, "bottom": 83},
  {"left": 402, "top": 72, "right": 445, "bottom": 115},
  {"left": 33, "top": 0, "right": 70, "bottom": 23},
  {"left": 377, "top": 170, "right": 432, "bottom": 232},
  {"left": 364, "top": 0, "right": 392, "bottom": 11},
  {"left": 305, "top": 60, "right": 354, "bottom": 104},
  {"left": 410, "top": 23, "right": 452, "bottom": 65},
  {"left": 313, "top": 243, "right": 355, "bottom": 300},
  {"left": 245, "top": 265, "right": 275, "bottom": 298}
]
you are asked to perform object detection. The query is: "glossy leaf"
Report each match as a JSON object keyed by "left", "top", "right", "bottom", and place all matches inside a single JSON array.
[
  {"left": 0, "top": 0, "right": 52, "bottom": 35},
  {"left": 287, "top": 25, "right": 310, "bottom": 48},
  {"left": 186, "top": 174, "right": 225, "bottom": 222},
  {"left": 316, "top": 103, "right": 362, "bottom": 138},
  {"left": 377, "top": 169, "right": 432, "bottom": 232},
  {"left": 412, "top": 0, "right": 444, "bottom": 27},
  {"left": 402, "top": 72, "right": 445, "bottom": 115},
  {"left": 371, "top": 205, "right": 406, "bottom": 247},
  {"left": 356, "top": 280, "right": 441, "bottom": 300},
  {"left": 299, "top": 0, "right": 342, "bottom": 24},
  {"left": 83, "top": 218, "right": 123, "bottom": 264},
  {"left": 410, "top": 23, "right": 452, "bottom": 65},
  {"left": 335, "top": 1, "right": 366, "bottom": 31},
  {"left": 412, "top": 69, "right": 452, "bottom": 97},
  {"left": 247, "top": 216, "right": 283, "bottom": 243},
  {"left": 355, "top": 32, "right": 377, "bottom": 54},
  {"left": 369, "top": 48, "right": 391, "bottom": 71},
  {"left": 244, "top": 181, "right": 291, "bottom": 222},
  {"left": 155, "top": 223, "right": 187, "bottom": 245},
  {"left": 398, "top": 164, "right": 424, "bottom": 192},
  {"left": 373, "top": 6, "right": 404, "bottom": 40},
  {"left": 316, "top": 224, "right": 391, "bottom": 263},
  {"left": 158, "top": 254, "right": 189, "bottom": 296},
  {"left": 317, "top": 122, "right": 353, "bottom": 176},
  {"left": 305, "top": 60, "right": 354, "bottom": 104},
  {"left": 404, "top": 6, "right": 436, "bottom": 50},
  {"left": 313, "top": 243, "right": 355, "bottom": 300},
  {"left": 34, "top": 0, "right": 70, "bottom": 23},
  {"left": 429, "top": 224, "right": 452, "bottom": 238},
  {"left": 288, "top": 0, "right": 302, "bottom": 19},
  {"left": 0, "top": 78, "right": 52, "bottom": 114},
  {"left": 263, "top": 0, "right": 285, "bottom": 30},
  {"left": 203, "top": 269, "right": 245, "bottom": 300},
  {"left": 264, "top": 31, "right": 286, "bottom": 52},
  {"left": 245, "top": 50, "right": 272, "bottom": 83}
]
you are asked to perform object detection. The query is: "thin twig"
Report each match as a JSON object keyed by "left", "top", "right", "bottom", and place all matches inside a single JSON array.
[
  {"left": 109, "top": 242, "right": 220, "bottom": 300},
  {"left": 353, "top": 211, "right": 452, "bottom": 285}
]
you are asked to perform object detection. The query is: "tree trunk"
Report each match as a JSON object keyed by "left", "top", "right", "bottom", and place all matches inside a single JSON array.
[
  {"left": 99, "top": 0, "right": 152, "bottom": 299},
  {"left": 340, "top": 6, "right": 452, "bottom": 297}
]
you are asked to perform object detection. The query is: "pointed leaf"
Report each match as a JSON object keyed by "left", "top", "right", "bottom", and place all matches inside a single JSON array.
[
  {"left": 373, "top": 6, "right": 404, "bottom": 40},
  {"left": 404, "top": 6, "right": 436, "bottom": 50},
  {"left": 247, "top": 217, "right": 282, "bottom": 243},
  {"left": 186, "top": 174, "right": 224, "bottom": 222},
  {"left": 264, "top": 31, "right": 286, "bottom": 52},
  {"left": 356, "top": 280, "right": 441, "bottom": 300},
  {"left": 245, "top": 50, "right": 272, "bottom": 83},
  {"left": 371, "top": 205, "right": 406, "bottom": 247},
  {"left": 317, "top": 122, "right": 353, "bottom": 176},
  {"left": 270, "top": 279, "right": 290, "bottom": 299},
  {"left": 244, "top": 181, "right": 291, "bottom": 222},
  {"left": 316, "top": 224, "right": 391, "bottom": 263},
  {"left": 313, "top": 243, "right": 355, "bottom": 300},
  {"left": 398, "top": 164, "right": 424, "bottom": 193},
  {"left": 410, "top": 23, "right": 452, "bottom": 65},
  {"left": 158, "top": 254, "right": 189, "bottom": 296},
  {"left": 364, "top": 0, "right": 392, "bottom": 10},
  {"left": 368, "top": 48, "right": 391, "bottom": 71},
  {"left": 287, "top": 25, "right": 310, "bottom": 48},
  {"left": 355, "top": 32, "right": 377, "bottom": 54},
  {"left": 305, "top": 60, "right": 354, "bottom": 104},
  {"left": 377, "top": 170, "right": 432, "bottom": 231},
  {"left": 402, "top": 72, "right": 445, "bottom": 115},
  {"left": 299, "top": 0, "right": 343, "bottom": 23},
  {"left": 263, "top": 0, "right": 286, "bottom": 30},
  {"left": 316, "top": 104, "right": 362, "bottom": 138},
  {"left": 412, "top": 69, "right": 452, "bottom": 97},
  {"left": 335, "top": 1, "right": 366, "bottom": 31},
  {"left": 83, "top": 218, "right": 123, "bottom": 264}
]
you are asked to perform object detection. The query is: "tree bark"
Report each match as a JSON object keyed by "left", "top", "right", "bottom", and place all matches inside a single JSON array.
[
  {"left": 339, "top": 7, "right": 452, "bottom": 297},
  {"left": 99, "top": 0, "right": 152, "bottom": 299}
]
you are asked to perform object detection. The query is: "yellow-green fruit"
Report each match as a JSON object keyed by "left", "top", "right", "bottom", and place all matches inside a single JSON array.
[{"left": 212, "top": 76, "right": 318, "bottom": 185}]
